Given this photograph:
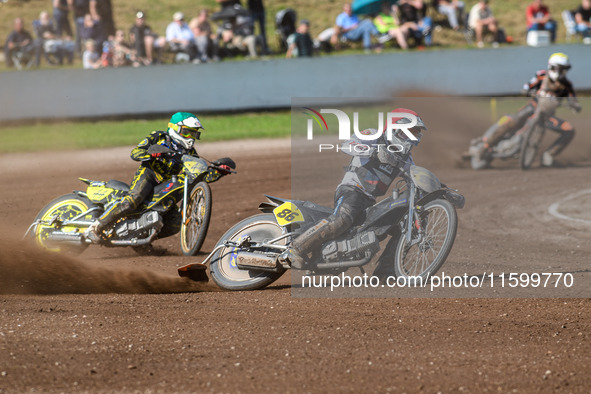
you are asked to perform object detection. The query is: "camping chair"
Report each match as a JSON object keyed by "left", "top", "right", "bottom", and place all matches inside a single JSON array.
[
  {"left": 275, "top": 8, "right": 297, "bottom": 52},
  {"left": 561, "top": 9, "right": 578, "bottom": 42}
]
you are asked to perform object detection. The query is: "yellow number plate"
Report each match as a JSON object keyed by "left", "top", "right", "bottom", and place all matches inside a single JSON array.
[{"left": 273, "top": 202, "right": 304, "bottom": 226}]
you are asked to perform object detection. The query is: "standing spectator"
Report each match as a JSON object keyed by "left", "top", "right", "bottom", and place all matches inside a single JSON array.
[
  {"left": 219, "top": 13, "right": 260, "bottom": 58},
  {"left": 4, "top": 17, "right": 38, "bottom": 68},
  {"left": 468, "top": 0, "right": 499, "bottom": 48},
  {"left": 166, "top": 12, "right": 198, "bottom": 61},
  {"left": 575, "top": 0, "right": 591, "bottom": 42},
  {"left": 35, "top": 10, "right": 75, "bottom": 64},
  {"left": 129, "top": 11, "right": 165, "bottom": 65},
  {"left": 95, "top": 0, "right": 115, "bottom": 38},
  {"left": 434, "top": 0, "right": 465, "bottom": 30},
  {"left": 52, "top": 0, "right": 73, "bottom": 38},
  {"left": 332, "top": 3, "right": 380, "bottom": 53},
  {"left": 526, "top": 0, "right": 556, "bottom": 43},
  {"left": 248, "top": 0, "right": 269, "bottom": 54},
  {"left": 397, "top": 0, "right": 432, "bottom": 46},
  {"left": 82, "top": 39, "right": 102, "bottom": 69},
  {"left": 189, "top": 10, "right": 219, "bottom": 63},
  {"left": 286, "top": 19, "right": 314, "bottom": 58},
  {"left": 73, "top": 0, "right": 98, "bottom": 53}
]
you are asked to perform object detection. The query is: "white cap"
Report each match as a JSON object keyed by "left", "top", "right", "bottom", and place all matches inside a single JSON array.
[{"left": 173, "top": 11, "right": 184, "bottom": 21}]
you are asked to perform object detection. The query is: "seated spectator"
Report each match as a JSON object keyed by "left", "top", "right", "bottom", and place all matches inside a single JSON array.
[
  {"left": 111, "top": 29, "right": 140, "bottom": 67},
  {"left": 4, "top": 17, "right": 38, "bottom": 68},
  {"left": 189, "top": 10, "right": 220, "bottom": 63},
  {"left": 468, "top": 0, "right": 499, "bottom": 48},
  {"left": 434, "top": 0, "right": 465, "bottom": 30},
  {"left": 129, "top": 11, "right": 166, "bottom": 65},
  {"left": 35, "top": 10, "right": 75, "bottom": 65},
  {"left": 575, "top": 0, "right": 591, "bottom": 42},
  {"left": 332, "top": 2, "right": 380, "bottom": 53},
  {"left": 52, "top": 0, "right": 73, "bottom": 38},
  {"left": 286, "top": 19, "right": 314, "bottom": 58},
  {"left": 82, "top": 39, "right": 102, "bottom": 69},
  {"left": 218, "top": 11, "right": 260, "bottom": 58},
  {"left": 373, "top": 3, "right": 410, "bottom": 50},
  {"left": 79, "top": 13, "right": 103, "bottom": 48},
  {"left": 166, "top": 11, "right": 198, "bottom": 61},
  {"left": 526, "top": 0, "right": 556, "bottom": 43},
  {"left": 73, "top": 0, "right": 99, "bottom": 53},
  {"left": 397, "top": 0, "right": 432, "bottom": 46}
]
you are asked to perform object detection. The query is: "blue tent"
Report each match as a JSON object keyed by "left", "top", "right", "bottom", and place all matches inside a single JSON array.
[{"left": 352, "top": 0, "right": 398, "bottom": 16}]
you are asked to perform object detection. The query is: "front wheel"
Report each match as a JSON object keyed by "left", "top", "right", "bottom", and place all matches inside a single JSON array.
[
  {"left": 210, "top": 214, "right": 286, "bottom": 291},
  {"left": 520, "top": 122, "right": 545, "bottom": 170},
  {"left": 180, "top": 182, "right": 212, "bottom": 256},
  {"left": 394, "top": 199, "right": 458, "bottom": 282},
  {"left": 28, "top": 193, "right": 94, "bottom": 255}
]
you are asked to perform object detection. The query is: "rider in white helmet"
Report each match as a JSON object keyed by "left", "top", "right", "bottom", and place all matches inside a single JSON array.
[{"left": 476, "top": 52, "right": 581, "bottom": 168}]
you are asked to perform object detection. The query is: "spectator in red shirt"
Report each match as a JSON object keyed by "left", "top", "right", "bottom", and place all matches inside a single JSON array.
[{"left": 526, "top": 0, "right": 556, "bottom": 43}]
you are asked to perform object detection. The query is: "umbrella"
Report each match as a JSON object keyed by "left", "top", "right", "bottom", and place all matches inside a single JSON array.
[{"left": 352, "top": 0, "right": 398, "bottom": 16}]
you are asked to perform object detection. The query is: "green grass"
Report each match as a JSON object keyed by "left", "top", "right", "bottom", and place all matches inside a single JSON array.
[{"left": 0, "top": 111, "right": 291, "bottom": 153}]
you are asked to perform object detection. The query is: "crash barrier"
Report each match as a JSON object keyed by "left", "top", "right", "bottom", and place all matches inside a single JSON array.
[{"left": 0, "top": 44, "right": 590, "bottom": 122}]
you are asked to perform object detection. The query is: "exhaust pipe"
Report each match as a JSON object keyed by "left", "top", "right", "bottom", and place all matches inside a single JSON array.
[
  {"left": 315, "top": 254, "right": 372, "bottom": 270},
  {"left": 235, "top": 252, "right": 282, "bottom": 272}
]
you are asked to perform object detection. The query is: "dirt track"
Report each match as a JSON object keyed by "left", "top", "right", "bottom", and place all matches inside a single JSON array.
[{"left": 1, "top": 105, "right": 591, "bottom": 392}]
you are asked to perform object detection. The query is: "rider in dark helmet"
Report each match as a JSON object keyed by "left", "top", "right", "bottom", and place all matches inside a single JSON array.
[
  {"left": 283, "top": 108, "right": 427, "bottom": 269},
  {"left": 85, "top": 112, "right": 233, "bottom": 243},
  {"left": 476, "top": 52, "right": 581, "bottom": 168}
]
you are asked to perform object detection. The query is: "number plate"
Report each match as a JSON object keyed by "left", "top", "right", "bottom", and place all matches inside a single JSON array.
[{"left": 273, "top": 202, "right": 304, "bottom": 226}]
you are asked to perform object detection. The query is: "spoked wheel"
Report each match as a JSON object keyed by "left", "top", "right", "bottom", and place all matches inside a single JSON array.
[
  {"left": 210, "top": 214, "right": 286, "bottom": 291},
  {"left": 394, "top": 199, "right": 457, "bottom": 282},
  {"left": 520, "top": 123, "right": 545, "bottom": 170},
  {"left": 180, "top": 182, "right": 212, "bottom": 256},
  {"left": 29, "top": 193, "right": 93, "bottom": 255}
]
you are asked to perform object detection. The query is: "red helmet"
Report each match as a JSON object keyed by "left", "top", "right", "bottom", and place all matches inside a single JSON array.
[{"left": 385, "top": 108, "right": 427, "bottom": 145}]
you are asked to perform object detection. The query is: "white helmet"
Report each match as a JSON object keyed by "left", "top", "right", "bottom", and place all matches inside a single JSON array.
[
  {"left": 167, "top": 112, "right": 203, "bottom": 150},
  {"left": 385, "top": 108, "right": 427, "bottom": 153},
  {"left": 547, "top": 52, "right": 571, "bottom": 81}
]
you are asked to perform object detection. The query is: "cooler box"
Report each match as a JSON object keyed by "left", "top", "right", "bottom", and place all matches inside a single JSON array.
[{"left": 527, "top": 30, "right": 551, "bottom": 47}]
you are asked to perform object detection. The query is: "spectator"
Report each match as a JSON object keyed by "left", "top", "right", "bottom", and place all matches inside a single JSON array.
[
  {"left": 82, "top": 38, "right": 102, "bottom": 69},
  {"left": 166, "top": 11, "right": 198, "bottom": 61},
  {"left": 52, "top": 0, "right": 73, "bottom": 38},
  {"left": 79, "top": 13, "right": 103, "bottom": 46},
  {"left": 35, "top": 10, "right": 75, "bottom": 64},
  {"left": 248, "top": 0, "right": 269, "bottom": 54},
  {"left": 373, "top": 3, "right": 410, "bottom": 50},
  {"left": 575, "top": 0, "right": 591, "bottom": 42},
  {"left": 129, "top": 11, "right": 166, "bottom": 65},
  {"left": 111, "top": 30, "right": 139, "bottom": 67},
  {"left": 332, "top": 3, "right": 380, "bottom": 53},
  {"left": 468, "top": 0, "right": 499, "bottom": 48},
  {"left": 4, "top": 17, "right": 38, "bottom": 68},
  {"left": 397, "top": 0, "right": 432, "bottom": 46},
  {"left": 219, "top": 12, "right": 260, "bottom": 58},
  {"left": 286, "top": 19, "right": 314, "bottom": 58},
  {"left": 434, "top": 0, "right": 465, "bottom": 30},
  {"left": 526, "top": 0, "right": 556, "bottom": 43},
  {"left": 95, "top": 0, "right": 115, "bottom": 38},
  {"left": 189, "top": 10, "right": 219, "bottom": 63},
  {"left": 73, "top": 0, "right": 98, "bottom": 53}
]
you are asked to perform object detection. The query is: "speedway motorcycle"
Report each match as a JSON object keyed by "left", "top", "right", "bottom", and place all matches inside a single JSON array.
[
  {"left": 179, "top": 165, "right": 465, "bottom": 291},
  {"left": 466, "top": 97, "right": 577, "bottom": 170},
  {"left": 24, "top": 145, "right": 236, "bottom": 256}
]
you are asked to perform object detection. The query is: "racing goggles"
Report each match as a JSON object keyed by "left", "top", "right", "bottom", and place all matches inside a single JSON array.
[
  {"left": 179, "top": 126, "right": 201, "bottom": 140},
  {"left": 549, "top": 64, "right": 571, "bottom": 76}
]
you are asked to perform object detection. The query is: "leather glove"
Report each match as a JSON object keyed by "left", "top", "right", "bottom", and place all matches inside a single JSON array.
[
  {"left": 151, "top": 153, "right": 163, "bottom": 159},
  {"left": 218, "top": 164, "right": 232, "bottom": 175},
  {"left": 376, "top": 148, "right": 399, "bottom": 167}
]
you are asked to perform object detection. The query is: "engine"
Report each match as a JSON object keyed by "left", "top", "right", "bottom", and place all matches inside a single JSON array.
[
  {"left": 321, "top": 231, "right": 380, "bottom": 263},
  {"left": 114, "top": 211, "right": 163, "bottom": 239}
]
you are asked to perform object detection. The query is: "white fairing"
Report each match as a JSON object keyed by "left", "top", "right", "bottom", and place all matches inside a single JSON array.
[{"left": 410, "top": 165, "right": 441, "bottom": 193}]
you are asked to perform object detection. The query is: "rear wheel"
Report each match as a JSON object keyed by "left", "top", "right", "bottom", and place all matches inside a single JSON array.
[
  {"left": 394, "top": 199, "right": 457, "bottom": 283},
  {"left": 180, "top": 182, "right": 212, "bottom": 256},
  {"left": 520, "top": 123, "right": 545, "bottom": 170},
  {"left": 29, "top": 193, "right": 94, "bottom": 255},
  {"left": 210, "top": 214, "right": 286, "bottom": 291}
]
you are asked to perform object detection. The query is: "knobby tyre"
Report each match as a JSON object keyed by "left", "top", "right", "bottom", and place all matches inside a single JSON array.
[
  {"left": 394, "top": 199, "right": 458, "bottom": 283},
  {"left": 180, "top": 182, "right": 212, "bottom": 256}
]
